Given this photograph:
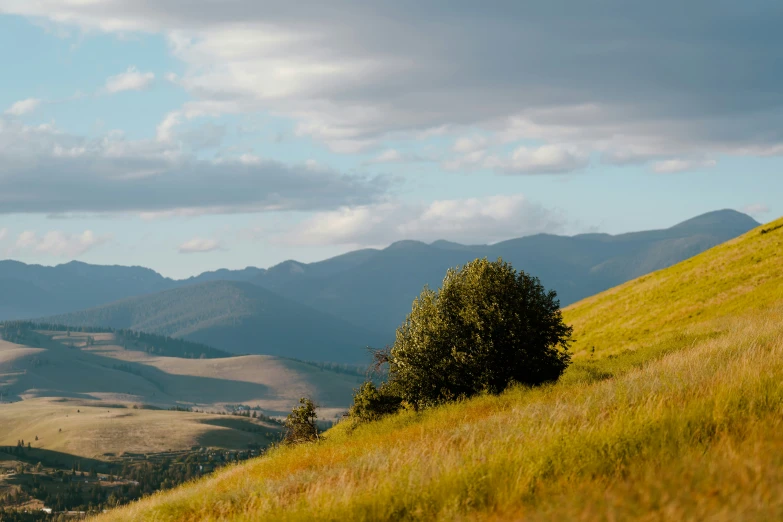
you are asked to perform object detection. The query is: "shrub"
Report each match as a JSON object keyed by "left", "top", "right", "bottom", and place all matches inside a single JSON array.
[
  {"left": 283, "top": 397, "right": 319, "bottom": 444},
  {"left": 349, "top": 381, "right": 404, "bottom": 422},
  {"left": 385, "top": 258, "right": 572, "bottom": 409}
]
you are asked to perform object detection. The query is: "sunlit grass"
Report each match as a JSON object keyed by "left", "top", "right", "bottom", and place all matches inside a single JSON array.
[{"left": 94, "top": 217, "right": 783, "bottom": 521}]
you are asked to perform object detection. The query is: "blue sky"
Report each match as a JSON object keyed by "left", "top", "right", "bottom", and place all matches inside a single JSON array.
[{"left": 0, "top": 2, "right": 781, "bottom": 278}]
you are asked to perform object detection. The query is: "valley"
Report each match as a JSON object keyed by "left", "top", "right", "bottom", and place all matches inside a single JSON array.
[{"left": 92, "top": 217, "right": 783, "bottom": 521}]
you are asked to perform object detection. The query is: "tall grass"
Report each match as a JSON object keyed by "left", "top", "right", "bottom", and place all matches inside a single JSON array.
[{"left": 94, "top": 218, "right": 783, "bottom": 521}]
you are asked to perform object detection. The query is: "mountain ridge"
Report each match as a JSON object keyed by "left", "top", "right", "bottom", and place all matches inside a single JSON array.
[{"left": 1, "top": 209, "right": 761, "bottom": 361}]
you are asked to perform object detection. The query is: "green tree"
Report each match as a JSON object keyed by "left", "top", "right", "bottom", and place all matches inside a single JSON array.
[
  {"left": 383, "top": 258, "right": 572, "bottom": 409},
  {"left": 283, "top": 398, "right": 319, "bottom": 444},
  {"left": 349, "top": 381, "right": 403, "bottom": 422}
]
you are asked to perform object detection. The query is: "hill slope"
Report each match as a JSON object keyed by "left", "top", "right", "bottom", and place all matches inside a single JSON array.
[
  {"left": 96, "top": 216, "right": 783, "bottom": 521},
  {"left": 43, "top": 281, "right": 385, "bottom": 363}
]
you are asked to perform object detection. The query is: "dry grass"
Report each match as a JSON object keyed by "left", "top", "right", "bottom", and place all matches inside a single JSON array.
[
  {"left": 88, "top": 216, "right": 783, "bottom": 521},
  {"left": 0, "top": 398, "right": 281, "bottom": 459}
]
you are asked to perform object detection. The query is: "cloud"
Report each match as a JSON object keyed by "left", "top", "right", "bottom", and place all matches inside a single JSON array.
[
  {"left": 104, "top": 66, "right": 155, "bottom": 93},
  {"left": 453, "top": 136, "right": 489, "bottom": 154},
  {"left": 444, "top": 144, "right": 589, "bottom": 175},
  {"left": 650, "top": 158, "right": 718, "bottom": 174},
  {"left": 742, "top": 203, "right": 770, "bottom": 217},
  {"left": 0, "top": 118, "right": 389, "bottom": 215},
  {"left": 494, "top": 145, "right": 590, "bottom": 174},
  {"left": 280, "top": 194, "right": 565, "bottom": 247},
  {"left": 4, "top": 98, "right": 42, "bottom": 116},
  {"left": 178, "top": 237, "right": 222, "bottom": 253},
  {"left": 14, "top": 230, "right": 110, "bottom": 257},
  {"left": 0, "top": 228, "right": 7, "bottom": 241},
  {"left": 367, "top": 148, "right": 429, "bottom": 165},
  {"left": 2, "top": 2, "right": 782, "bottom": 162},
  {"left": 372, "top": 149, "right": 403, "bottom": 163}
]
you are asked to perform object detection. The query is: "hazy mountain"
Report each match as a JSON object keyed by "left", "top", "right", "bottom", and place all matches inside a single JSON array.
[
  {"left": 179, "top": 266, "right": 266, "bottom": 285},
  {"left": 254, "top": 209, "right": 761, "bottom": 334},
  {"left": 42, "top": 281, "right": 385, "bottom": 363},
  {"left": 2, "top": 209, "right": 760, "bottom": 360},
  {"left": 0, "top": 260, "right": 176, "bottom": 320}
]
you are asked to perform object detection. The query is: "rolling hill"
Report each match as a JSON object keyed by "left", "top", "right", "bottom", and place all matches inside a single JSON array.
[
  {"left": 94, "top": 217, "right": 783, "bottom": 521},
  {"left": 0, "top": 328, "right": 364, "bottom": 419},
  {"left": 41, "top": 281, "right": 385, "bottom": 363}
]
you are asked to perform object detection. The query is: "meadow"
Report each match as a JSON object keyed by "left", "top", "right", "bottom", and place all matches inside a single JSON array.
[{"left": 93, "top": 216, "right": 783, "bottom": 521}]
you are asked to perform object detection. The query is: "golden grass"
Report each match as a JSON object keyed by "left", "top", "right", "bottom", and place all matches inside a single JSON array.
[
  {"left": 94, "top": 217, "right": 783, "bottom": 521},
  {"left": 0, "top": 398, "right": 280, "bottom": 459}
]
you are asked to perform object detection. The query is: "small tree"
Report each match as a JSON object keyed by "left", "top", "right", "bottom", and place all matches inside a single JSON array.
[
  {"left": 283, "top": 398, "right": 319, "bottom": 445},
  {"left": 384, "top": 258, "right": 572, "bottom": 409},
  {"left": 349, "top": 381, "right": 403, "bottom": 422}
]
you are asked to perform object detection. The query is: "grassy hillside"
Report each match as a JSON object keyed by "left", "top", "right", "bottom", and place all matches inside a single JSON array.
[
  {"left": 95, "top": 217, "right": 783, "bottom": 521},
  {"left": 43, "top": 281, "right": 385, "bottom": 363}
]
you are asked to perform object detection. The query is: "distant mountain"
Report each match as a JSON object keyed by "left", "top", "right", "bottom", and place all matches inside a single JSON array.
[
  {"left": 3, "top": 209, "right": 761, "bottom": 360},
  {"left": 252, "top": 209, "right": 761, "bottom": 334},
  {"left": 0, "top": 260, "right": 176, "bottom": 320},
  {"left": 42, "top": 281, "right": 385, "bottom": 363},
  {"left": 179, "top": 266, "right": 266, "bottom": 285}
]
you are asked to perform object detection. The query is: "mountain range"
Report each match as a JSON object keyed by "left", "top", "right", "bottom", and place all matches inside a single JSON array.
[{"left": 1, "top": 209, "right": 760, "bottom": 362}]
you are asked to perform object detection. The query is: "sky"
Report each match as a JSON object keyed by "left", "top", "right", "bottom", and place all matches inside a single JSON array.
[{"left": 0, "top": 1, "right": 781, "bottom": 278}]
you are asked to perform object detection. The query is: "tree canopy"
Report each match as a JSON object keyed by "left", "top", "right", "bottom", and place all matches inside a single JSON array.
[{"left": 378, "top": 258, "right": 572, "bottom": 410}]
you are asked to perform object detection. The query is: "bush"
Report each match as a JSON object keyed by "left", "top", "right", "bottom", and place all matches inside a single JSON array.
[
  {"left": 384, "top": 258, "right": 572, "bottom": 409},
  {"left": 349, "top": 381, "right": 404, "bottom": 422},
  {"left": 283, "top": 397, "right": 319, "bottom": 444}
]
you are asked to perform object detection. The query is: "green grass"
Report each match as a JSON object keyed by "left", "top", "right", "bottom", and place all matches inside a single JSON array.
[{"left": 93, "top": 217, "right": 783, "bottom": 521}]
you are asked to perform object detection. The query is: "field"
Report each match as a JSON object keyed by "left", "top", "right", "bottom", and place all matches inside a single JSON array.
[
  {"left": 0, "top": 330, "right": 364, "bottom": 420},
  {"left": 93, "top": 216, "right": 783, "bottom": 521},
  {"left": 0, "top": 398, "right": 281, "bottom": 460}
]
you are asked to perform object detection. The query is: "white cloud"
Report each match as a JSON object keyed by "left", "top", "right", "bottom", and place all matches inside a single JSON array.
[
  {"left": 104, "top": 66, "right": 155, "bottom": 93},
  {"left": 651, "top": 158, "right": 718, "bottom": 174},
  {"left": 498, "top": 145, "right": 590, "bottom": 174},
  {"left": 156, "top": 112, "right": 181, "bottom": 142},
  {"left": 742, "top": 203, "right": 770, "bottom": 217},
  {"left": 14, "top": 230, "right": 110, "bottom": 257},
  {"left": 280, "top": 194, "right": 565, "bottom": 247},
  {"left": 373, "top": 149, "right": 403, "bottom": 163},
  {"left": 4, "top": 98, "right": 41, "bottom": 116},
  {"left": 0, "top": 118, "right": 388, "bottom": 215},
  {"left": 2, "top": 1, "right": 780, "bottom": 163},
  {"left": 452, "top": 136, "right": 488, "bottom": 154},
  {"left": 0, "top": 228, "right": 7, "bottom": 242},
  {"left": 444, "top": 144, "right": 589, "bottom": 175},
  {"left": 178, "top": 237, "right": 222, "bottom": 253},
  {"left": 367, "top": 149, "right": 429, "bottom": 164},
  {"left": 155, "top": 100, "right": 239, "bottom": 142}
]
